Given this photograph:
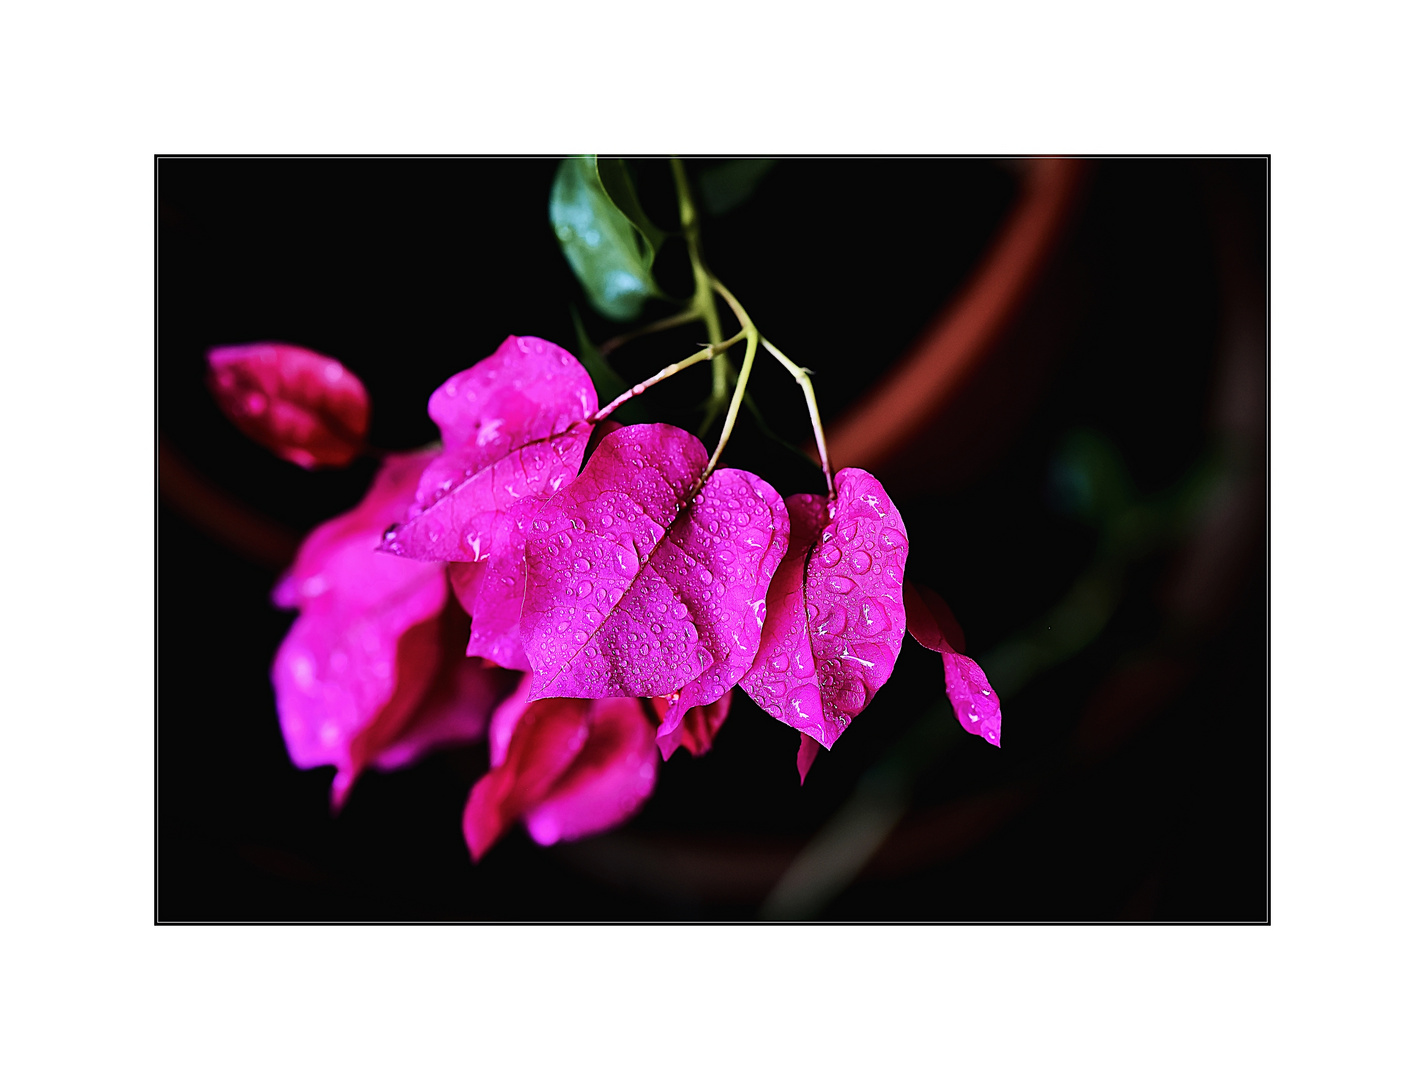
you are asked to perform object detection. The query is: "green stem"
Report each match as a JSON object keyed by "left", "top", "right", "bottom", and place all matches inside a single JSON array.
[
  {"left": 592, "top": 330, "right": 748, "bottom": 423},
  {"left": 762, "top": 338, "right": 835, "bottom": 496},
  {"left": 704, "top": 326, "right": 759, "bottom": 479},
  {"left": 670, "top": 158, "right": 729, "bottom": 432}
]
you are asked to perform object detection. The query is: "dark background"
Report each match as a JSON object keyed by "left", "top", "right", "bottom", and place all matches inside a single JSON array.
[{"left": 157, "top": 157, "right": 1266, "bottom": 921}]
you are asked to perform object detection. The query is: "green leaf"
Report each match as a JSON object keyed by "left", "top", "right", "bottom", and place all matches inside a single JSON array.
[
  {"left": 698, "top": 158, "right": 776, "bottom": 216},
  {"left": 550, "top": 156, "right": 660, "bottom": 322}
]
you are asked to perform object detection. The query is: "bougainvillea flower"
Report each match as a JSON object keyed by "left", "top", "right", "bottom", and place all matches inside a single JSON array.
[
  {"left": 740, "top": 468, "right": 909, "bottom": 750},
  {"left": 520, "top": 425, "right": 789, "bottom": 728},
  {"left": 207, "top": 342, "right": 370, "bottom": 468},
  {"left": 379, "top": 335, "right": 596, "bottom": 565},
  {"left": 650, "top": 689, "right": 733, "bottom": 759},
  {"left": 903, "top": 582, "right": 1002, "bottom": 747},
  {"left": 463, "top": 687, "right": 659, "bottom": 860},
  {"left": 271, "top": 449, "right": 518, "bottom": 805}
]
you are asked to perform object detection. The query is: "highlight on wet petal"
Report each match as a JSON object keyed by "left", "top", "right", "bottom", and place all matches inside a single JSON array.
[
  {"left": 650, "top": 689, "right": 733, "bottom": 760},
  {"left": 520, "top": 424, "right": 789, "bottom": 715},
  {"left": 380, "top": 335, "right": 596, "bottom": 563},
  {"left": 739, "top": 468, "right": 909, "bottom": 750},
  {"left": 904, "top": 582, "right": 1002, "bottom": 747},
  {"left": 462, "top": 692, "right": 659, "bottom": 859},
  {"left": 271, "top": 450, "right": 514, "bottom": 805},
  {"left": 207, "top": 342, "right": 369, "bottom": 468}
]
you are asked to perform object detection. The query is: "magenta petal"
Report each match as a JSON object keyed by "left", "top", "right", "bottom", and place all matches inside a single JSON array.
[
  {"left": 373, "top": 660, "right": 521, "bottom": 772},
  {"left": 651, "top": 689, "right": 733, "bottom": 760},
  {"left": 524, "top": 697, "right": 659, "bottom": 847},
  {"left": 449, "top": 507, "right": 531, "bottom": 671},
  {"left": 273, "top": 449, "right": 437, "bottom": 609},
  {"left": 520, "top": 424, "right": 789, "bottom": 703},
  {"left": 207, "top": 343, "right": 369, "bottom": 469},
  {"left": 488, "top": 672, "right": 536, "bottom": 768},
  {"left": 904, "top": 581, "right": 967, "bottom": 654},
  {"left": 269, "top": 450, "right": 452, "bottom": 801},
  {"left": 462, "top": 697, "right": 591, "bottom": 861},
  {"left": 740, "top": 468, "right": 909, "bottom": 749},
  {"left": 271, "top": 575, "right": 448, "bottom": 789},
  {"left": 797, "top": 733, "right": 820, "bottom": 785},
  {"left": 944, "top": 652, "right": 1003, "bottom": 747},
  {"left": 380, "top": 336, "right": 595, "bottom": 563},
  {"left": 904, "top": 582, "right": 1001, "bottom": 747}
]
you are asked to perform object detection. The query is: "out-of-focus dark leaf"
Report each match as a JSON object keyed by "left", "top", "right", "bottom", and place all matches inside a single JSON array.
[
  {"left": 1048, "top": 428, "right": 1133, "bottom": 523},
  {"left": 569, "top": 307, "right": 649, "bottom": 423},
  {"left": 698, "top": 159, "right": 776, "bottom": 216},
  {"left": 550, "top": 156, "right": 660, "bottom": 321},
  {"left": 596, "top": 159, "right": 667, "bottom": 253}
]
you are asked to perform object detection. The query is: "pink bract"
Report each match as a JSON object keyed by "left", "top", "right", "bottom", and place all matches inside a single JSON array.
[
  {"left": 739, "top": 468, "right": 909, "bottom": 750},
  {"left": 650, "top": 689, "right": 733, "bottom": 759},
  {"left": 797, "top": 733, "right": 820, "bottom": 785},
  {"left": 904, "top": 583, "right": 1002, "bottom": 747},
  {"left": 207, "top": 342, "right": 369, "bottom": 469},
  {"left": 270, "top": 450, "right": 515, "bottom": 805},
  {"left": 519, "top": 424, "right": 790, "bottom": 713},
  {"left": 379, "top": 336, "right": 596, "bottom": 564},
  {"left": 448, "top": 506, "right": 533, "bottom": 671},
  {"left": 462, "top": 693, "right": 658, "bottom": 859}
]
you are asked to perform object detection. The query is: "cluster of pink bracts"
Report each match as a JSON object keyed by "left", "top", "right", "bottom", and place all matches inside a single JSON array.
[{"left": 208, "top": 336, "right": 1001, "bottom": 861}]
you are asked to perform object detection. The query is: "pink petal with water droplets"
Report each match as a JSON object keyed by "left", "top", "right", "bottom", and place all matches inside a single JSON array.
[
  {"left": 524, "top": 697, "right": 659, "bottom": 846},
  {"left": 380, "top": 336, "right": 595, "bottom": 563},
  {"left": 904, "top": 583, "right": 1001, "bottom": 747},
  {"left": 650, "top": 689, "right": 733, "bottom": 760},
  {"left": 797, "top": 733, "right": 820, "bottom": 785},
  {"left": 520, "top": 424, "right": 789, "bottom": 706},
  {"left": 207, "top": 343, "right": 369, "bottom": 468},
  {"left": 944, "top": 651, "right": 1002, "bottom": 747},
  {"left": 739, "top": 468, "right": 909, "bottom": 750},
  {"left": 462, "top": 697, "right": 590, "bottom": 861}
]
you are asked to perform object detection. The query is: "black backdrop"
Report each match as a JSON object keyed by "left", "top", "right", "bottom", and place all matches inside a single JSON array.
[{"left": 157, "top": 157, "right": 1266, "bottom": 921}]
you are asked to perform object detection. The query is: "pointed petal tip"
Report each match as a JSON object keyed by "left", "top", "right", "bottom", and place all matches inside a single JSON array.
[{"left": 655, "top": 733, "right": 680, "bottom": 762}]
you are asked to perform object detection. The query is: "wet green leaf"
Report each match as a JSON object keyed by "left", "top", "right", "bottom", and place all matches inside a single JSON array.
[
  {"left": 550, "top": 156, "right": 660, "bottom": 321},
  {"left": 698, "top": 159, "right": 776, "bottom": 216}
]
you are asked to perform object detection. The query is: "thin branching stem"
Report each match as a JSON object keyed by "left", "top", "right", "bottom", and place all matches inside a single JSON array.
[
  {"left": 599, "top": 306, "right": 702, "bottom": 356},
  {"left": 762, "top": 338, "right": 835, "bottom": 495},
  {"left": 592, "top": 330, "right": 748, "bottom": 423}
]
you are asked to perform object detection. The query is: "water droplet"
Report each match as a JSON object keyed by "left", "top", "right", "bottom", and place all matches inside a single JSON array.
[
  {"left": 827, "top": 576, "right": 854, "bottom": 594},
  {"left": 576, "top": 581, "right": 592, "bottom": 598},
  {"left": 816, "top": 604, "right": 848, "bottom": 636},
  {"left": 837, "top": 519, "right": 858, "bottom": 543},
  {"left": 573, "top": 557, "right": 591, "bottom": 572},
  {"left": 818, "top": 544, "right": 843, "bottom": 567},
  {"left": 770, "top": 654, "right": 789, "bottom": 673},
  {"left": 848, "top": 550, "right": 872, "bottom": 574}
]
